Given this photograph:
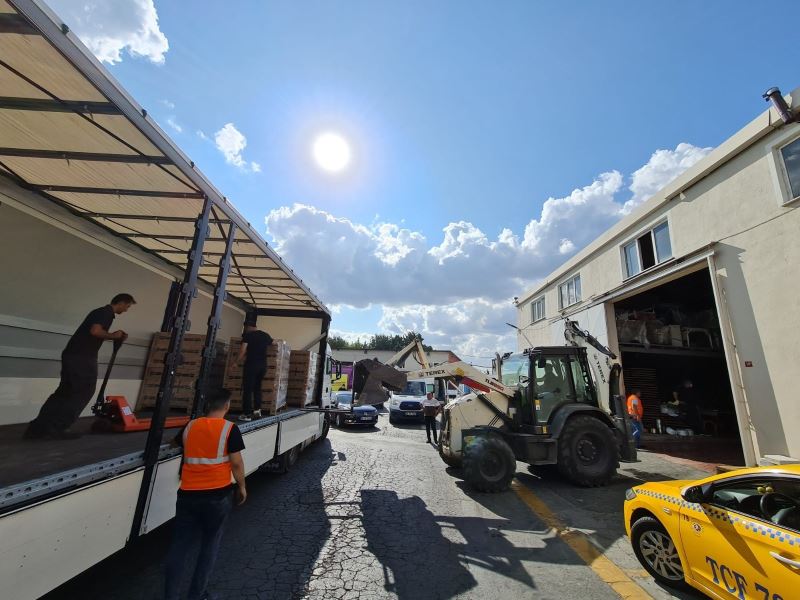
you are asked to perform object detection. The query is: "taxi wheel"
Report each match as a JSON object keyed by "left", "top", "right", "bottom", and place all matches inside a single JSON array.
[{"left": 631, "top": 516, "right": 688, "bottom": 589}]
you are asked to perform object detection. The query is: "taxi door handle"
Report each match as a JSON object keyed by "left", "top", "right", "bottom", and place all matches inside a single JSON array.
[{"left": 770, "top": 552, "right": 800, "bottom": 569}]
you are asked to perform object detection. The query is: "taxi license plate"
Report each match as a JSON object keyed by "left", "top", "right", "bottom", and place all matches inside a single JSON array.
[{"left": 405, "top": 411, "right": 416, "bottom": 416}]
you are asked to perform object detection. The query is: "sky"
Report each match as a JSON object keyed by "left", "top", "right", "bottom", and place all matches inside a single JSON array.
[{"left": 48, "top": 0, "right": 799, "bottom": 366}]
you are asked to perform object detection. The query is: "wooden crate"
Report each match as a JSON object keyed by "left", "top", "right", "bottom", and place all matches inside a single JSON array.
[{"left": 135, "top": 333, "right": 227, "bottom": 412}]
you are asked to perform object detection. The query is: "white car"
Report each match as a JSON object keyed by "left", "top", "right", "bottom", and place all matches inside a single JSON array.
[{"left": 388, "top": 380, "right": 427, "bottom": 423}]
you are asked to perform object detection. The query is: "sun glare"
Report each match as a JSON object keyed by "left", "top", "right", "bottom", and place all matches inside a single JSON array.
[{"left": 312, "top": 132, "right": 351, "bottom": 173}]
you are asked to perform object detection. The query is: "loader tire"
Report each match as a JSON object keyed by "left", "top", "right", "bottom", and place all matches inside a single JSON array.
[
  {"left": 557, "top": 415, "right": 617, "bottom": 487},
  {"left": 463, "top": 435, "right": 515, "bottom": 493}
]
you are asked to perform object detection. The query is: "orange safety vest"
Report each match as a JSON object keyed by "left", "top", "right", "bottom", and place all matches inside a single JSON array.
[
  {"left": 180, "top": 417, "right": 234, "bottom": 491},
  {"left": 626, "top": 394, "right": 643, "bottom": 420}
]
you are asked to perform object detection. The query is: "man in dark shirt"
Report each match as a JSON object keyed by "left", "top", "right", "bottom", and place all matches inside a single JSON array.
[
  {"left": 237, "top": 319, "right": 273, "bottom": 421},
  {"left": 24, "top": 293, "right": 135, "bottom": 440}
]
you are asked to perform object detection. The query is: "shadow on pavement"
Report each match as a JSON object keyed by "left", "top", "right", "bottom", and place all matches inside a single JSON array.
[{"left": 360, "top": 489, "right": 589, "bottom": 599}]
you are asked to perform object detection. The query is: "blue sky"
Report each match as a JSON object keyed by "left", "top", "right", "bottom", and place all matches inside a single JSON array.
[{"left": 50, "top": 0, "right": 799, "bottom": 363}]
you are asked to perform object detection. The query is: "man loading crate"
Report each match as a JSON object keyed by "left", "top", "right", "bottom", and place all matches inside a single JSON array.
[
  {"left": 24, "top": 293, "right": 135, "bottom": 440},
  {"left": 236, "top": 317, "right": 273, "bottom": 421}
]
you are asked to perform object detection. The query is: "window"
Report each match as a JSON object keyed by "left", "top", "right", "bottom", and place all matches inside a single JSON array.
[
  {"left": 559, "top": 274, "right": 581, "bottom": 309},
  {"left": 530, "top": 296, "right": 545, "bottom": 323},
  {"left": 780, "top": 136, "right": 800, "bottom": 202},
  {"left": 709, "top": 476, "right": 800, "bottom": 533},
  {"left": 533, "top": 357, "right": 570, "bottom": 423},
  {"left": 622, "top": 221, "right": 673, "bottom": 278},
  {"left": 501, "top": 354, "right": 529, "bottom": 387}
]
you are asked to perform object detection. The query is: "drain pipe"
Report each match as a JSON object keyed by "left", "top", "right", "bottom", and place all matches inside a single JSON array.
[{"left": 763, "top": 87, "right": 797, "bottom": 124}]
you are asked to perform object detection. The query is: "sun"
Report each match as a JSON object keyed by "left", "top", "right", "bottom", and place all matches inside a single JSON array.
[{"left": 312, "top": 132, "right": 351, "bottom": 173}]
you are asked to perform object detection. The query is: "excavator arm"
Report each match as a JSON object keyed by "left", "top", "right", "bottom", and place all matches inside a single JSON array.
[{"left": 405, "top": 361, "right": 516, "bottom": 397}]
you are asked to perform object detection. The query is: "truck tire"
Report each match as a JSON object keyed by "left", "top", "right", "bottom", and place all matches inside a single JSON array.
[
  {"left": 320, "top": 416, "right": 330, "bottom": 440},
  {"left": 463, "top": 435, "right": 516, "bottom": 492},
  {"left": 439, "top": 443, "right": 463, "bottom": 468},
  {"left": 557, "top": 415, "right": 617, "bottom": 487},
  {"left": 277, "top": 444, "right": 301, "bottom": 473}
]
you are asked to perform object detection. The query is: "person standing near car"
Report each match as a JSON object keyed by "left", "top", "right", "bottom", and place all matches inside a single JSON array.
[
  {"left": 164, "top": 389, "right": 246, "bottom": 600},
  {"left": 237, "top": 318, "right": 273, "bottom": 421},
  {"left": 24, "top": 293, "right": 135, "bottom": 440},
  {"left": 422, "top": 392, "right": 440, "bottom": 444}
]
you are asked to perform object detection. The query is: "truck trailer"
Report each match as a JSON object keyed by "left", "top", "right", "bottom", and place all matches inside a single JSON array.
[{"left": 0, "top": 2, "right": 334, "bottom": 597}]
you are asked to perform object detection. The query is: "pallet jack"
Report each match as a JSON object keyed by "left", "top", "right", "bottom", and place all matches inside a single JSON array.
[{"left": 91, "top": 339, "right": 190, "bottom": 433}]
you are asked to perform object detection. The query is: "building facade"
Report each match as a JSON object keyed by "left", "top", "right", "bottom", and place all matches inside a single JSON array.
[{"left": 515, "top": 87, "right": 800, "bottom": 466}]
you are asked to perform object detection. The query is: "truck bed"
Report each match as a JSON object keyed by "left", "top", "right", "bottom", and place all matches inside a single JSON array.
[{"left": 0, "top": 416, "right": 178, "bottom": 510}]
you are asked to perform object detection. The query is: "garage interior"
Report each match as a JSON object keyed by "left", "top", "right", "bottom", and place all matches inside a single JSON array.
[{"left": 613, "top": 267, "right": 745, "bottom": 466}]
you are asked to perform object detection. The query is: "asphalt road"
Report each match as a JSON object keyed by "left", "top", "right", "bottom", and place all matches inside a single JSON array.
[{"left": 44, "top": 412, "right": 707, "bottom": 600}]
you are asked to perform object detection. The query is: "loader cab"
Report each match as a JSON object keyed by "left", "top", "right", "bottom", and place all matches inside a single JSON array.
[{"left": 501, "top": 347, "right": 599, "bottom": 431}]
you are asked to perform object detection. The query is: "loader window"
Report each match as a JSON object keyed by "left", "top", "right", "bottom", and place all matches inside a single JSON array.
[
  {"left": 533, "top": 357, "right": 570, "bottom": 423},
  {"left": 501, "top": 354, "right": 530, "bottom": 387},
  {"left": 569, "top": 359, "right": 591, "bottom": 404}
]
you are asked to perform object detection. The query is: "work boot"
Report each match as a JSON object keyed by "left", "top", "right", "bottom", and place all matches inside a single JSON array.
[
  {"left": 238, "top": 414, "right": 252, "bottom": 422},
  {"left": 252, "top": 410, "right": 262, "bottom": 419}
]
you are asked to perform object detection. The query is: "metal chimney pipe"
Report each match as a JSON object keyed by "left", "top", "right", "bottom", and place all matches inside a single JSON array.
[{"left": 763, "top": 87, "right": 796, "bottom": 124}]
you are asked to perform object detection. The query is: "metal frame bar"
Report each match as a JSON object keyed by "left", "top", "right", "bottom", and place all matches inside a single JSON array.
[
  {"left": 0, "top": 13, "right": 37, "bottom": 34},
  {"left": 33, "top": 184, "right": 203, "bottom": 198},
  {"left": 80, "top": 212, "right": 228, "bottom": 223},
  {"left": 0, "top": 147, "right": 170, "bottom": 163},
  {"left": 129, "top": 197, "right": 211, "bottom": 541},
  {"left": 256, "top": 308, "right": 329, "bottom": 319},
  {"left": 312, "top": 314, "right": 331, "bottom": 406},
  {"left": 192, "top": 221, "right": 237, "bottom": 418},
  {"left": 0, "top": 96, "right": 120, "bottom": 113}
]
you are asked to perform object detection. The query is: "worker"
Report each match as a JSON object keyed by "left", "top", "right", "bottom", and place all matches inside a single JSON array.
[
  {"left": 237, "top": 317, "right": 273, "bottom": 421},
  {"left": 24, "top": 293, "right": 135, "bottom": 440},
  {"left": 165, "top": 389, "right": 246, "bottom": 600},
  {"left": 626, "top": 388, "right": 644, "bottom": 448},
  {"left": 671, "top": 379, "right": 703, "bottom": 433},
  {"left": 422, "top": 392, "right": 440, "bottom": 444}
]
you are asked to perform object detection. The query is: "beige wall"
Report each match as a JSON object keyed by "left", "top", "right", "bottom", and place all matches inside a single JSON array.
[{"left": 516, "top": 121, "right": 800, "bottom": 462}]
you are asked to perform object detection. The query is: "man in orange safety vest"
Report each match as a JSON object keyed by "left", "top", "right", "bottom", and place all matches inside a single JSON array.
[
  {"left": 164, "top": 389, "right": 247, "bottom": 600},
  {"left": 626, "top": 388, "right": 644, "bottom": 448}
]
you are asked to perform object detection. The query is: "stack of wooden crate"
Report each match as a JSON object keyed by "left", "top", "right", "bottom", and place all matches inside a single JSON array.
[
  {"left": 287, "top": 350, "right": 318, "bottom": 407},
  {"left": 222, "top": 337, "right": 290, "bottom": 415},
  {"left": 136, "top": 333, "right": 226, "bottom": 412}
]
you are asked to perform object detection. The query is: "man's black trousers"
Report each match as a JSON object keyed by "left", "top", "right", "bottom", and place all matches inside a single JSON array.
[
  {"left": 27, "top": 354, "right": 98, "bottom": 435},
  {"left": 425, "top": 415, "right": 438, "bottom": 442},
  {"left": 242, "top": 364, "right": 266, "bottom": 414}
]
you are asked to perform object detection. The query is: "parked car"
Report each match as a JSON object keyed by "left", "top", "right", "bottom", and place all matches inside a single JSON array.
[
  {"left": 333, "top": 391, "right": 378, "bottom": 428},
  {"left": 624, "top": 464, "right": 800, "bottom": 599},
  {"left": 388, "top": 380, "right": 427, "bottom": 424}
]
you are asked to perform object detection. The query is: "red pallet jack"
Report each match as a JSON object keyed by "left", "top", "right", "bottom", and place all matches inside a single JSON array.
[{"left": 91, "top": 339, "right": 190, "bottom": 433}]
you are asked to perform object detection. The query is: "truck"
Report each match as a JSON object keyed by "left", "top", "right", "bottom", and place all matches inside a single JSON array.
[
  {"left": 0, "top": 3, "right": 336, "bottom": 597},
  {"left": 405, "top": 321, "right": 637, "bottom": 492}
]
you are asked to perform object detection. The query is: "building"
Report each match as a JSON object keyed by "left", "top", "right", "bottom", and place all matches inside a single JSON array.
[{"left": 515, "top": 87, "right": 800, "bottom": 467}]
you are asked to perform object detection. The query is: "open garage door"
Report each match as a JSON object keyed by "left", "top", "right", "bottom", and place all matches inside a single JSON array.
[{"left": 613, "top": 268, "right": 745, "bottom": 467}]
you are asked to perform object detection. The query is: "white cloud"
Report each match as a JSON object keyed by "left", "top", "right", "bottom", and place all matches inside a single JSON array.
[
  {"left": 214, "top": 123, "right": 260, "bottom": 173},
  {"left": 266, "top": 143, "right": 710, "bottom": 356},
  {"left": 49, "top": 0, "right": 169, "bottom": 65},
  {"left": 165, "top": 117, "right": 182, "bottom": 133},
  {"left": 197, "top": 130, "right": 209, "bottom": 141},
  {"left": 624, "top": 142, "right": 712, "bottom": 213}
]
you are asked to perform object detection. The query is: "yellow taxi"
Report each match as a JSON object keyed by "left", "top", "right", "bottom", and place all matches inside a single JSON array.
[{"left": 624, "top": 464, "right": 800, "bottom": 599}]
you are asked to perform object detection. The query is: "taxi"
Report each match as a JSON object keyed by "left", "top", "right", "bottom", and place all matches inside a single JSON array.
[{"left": 624, "top": 464, "right": 800, "bottom": 599}]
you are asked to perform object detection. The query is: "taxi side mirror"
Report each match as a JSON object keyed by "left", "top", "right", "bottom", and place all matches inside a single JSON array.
[{"left": 682, "top": 484, "right": 711, "bottom": 504}]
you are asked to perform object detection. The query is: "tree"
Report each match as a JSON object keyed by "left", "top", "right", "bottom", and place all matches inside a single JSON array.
[{"left": 327, "top": 332, "right": 433, "bottom": 352}]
